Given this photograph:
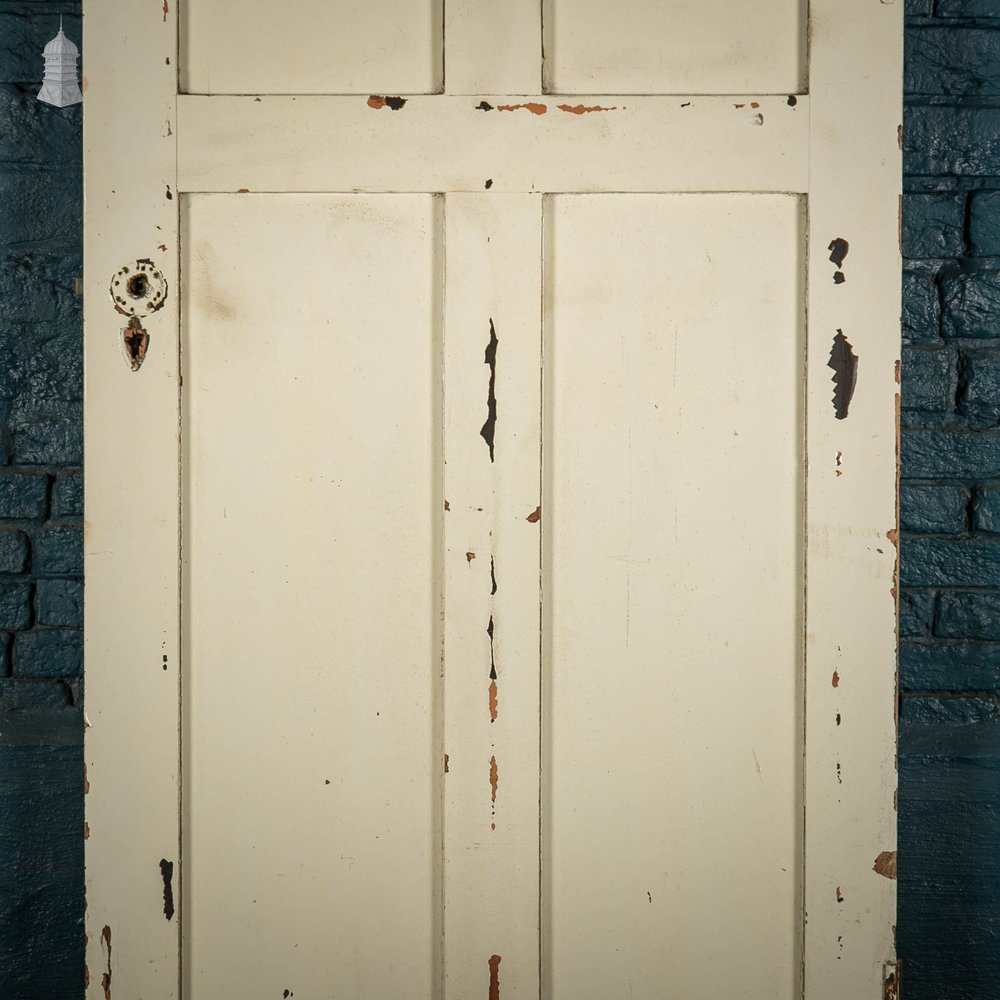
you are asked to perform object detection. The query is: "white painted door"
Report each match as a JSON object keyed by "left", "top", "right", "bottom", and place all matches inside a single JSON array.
[{"left": 83, "top": 2, "right": 901, "bottom": 998}]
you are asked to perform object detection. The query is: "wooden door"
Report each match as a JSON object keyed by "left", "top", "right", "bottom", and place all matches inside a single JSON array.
[{"left": 83, "top": 2, "right": 902, "bottom": 998}]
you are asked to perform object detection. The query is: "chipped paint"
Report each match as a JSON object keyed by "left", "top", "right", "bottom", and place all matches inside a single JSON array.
[
  {"left": 160, "top": 858, "right": 176, "bottom": 919},
  {"left": 828, "top": 330, "right": 859, "bottom": 420},
  {"left": 752, "top": 113, "right": 764, "bottom": 126},
  {"left": 444, "top": 499, "right": 451, "bottom": 511},
  {"left": 832, "top": 670, "right": 840, "bottom": 688},
  {"left": 83, "top": 821, "right": 89, "bottom": 839},
  {"left": 787, "top": 95, "right": 798, "bottom": 107},
  {"left": 526, "top": 506, "right": 541, "bottom": 523},
  {"left": 883, "top": 962, "right": 901, "bottom": 1000},
  {"left": 497, "top": 103, "right": 547, "bottom": 115},
  {"left": 836, "top": 886, "right": 844, "bottom": 903},
  {"left": 828, "top": 237, "right": 850, "bottom": 269},
  {"left": 162, "top": 0, "right": 168, "bottom": 21},
  {"left": 100, "top": 924, "right": 112, "bottom": 999},
  {"left": 873, "top": 851, "right": 897, "bottom": 880},
  {"left": 367, "top": 95, "right": 407, "bottom": 110},
  {"left": 476, "top": 100, "right": 494, "bottom": 111},
  {"left": 488, "top": 954, "right": 502, "bottom": 1000},
  {"left": 466, "top": 551, "right": 476, "bottom": 563},
  {"left": 557, "top": 104, "right": 618, "bottom": 114},
  {"left": 444, "top": 753, "right": 449, "bottom": 773},
  {"left": 480, "top": 319, "right": 498, "bottom": 462},
  {"left": 489, "top": 679, "right": 498, "bottom": 723}
]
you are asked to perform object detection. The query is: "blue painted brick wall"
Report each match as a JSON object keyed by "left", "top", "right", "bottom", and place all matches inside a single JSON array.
[
  {"left": 0, "top": 2, "right": 84, "bottom": 998},
  {"left": 901, "top": 1, "right": 1000, "bottom": 995}
]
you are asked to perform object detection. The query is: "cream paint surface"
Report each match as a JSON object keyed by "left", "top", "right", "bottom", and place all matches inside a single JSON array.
[
  {"left": 181, "top": 194, "right": 441, "bottom": 998},
  {"left": 543, "top": 194, "right": 805, "bottom": 999},
  {"left": 181, "top": 0, "right": 443, "bottom": 95},
  {"left": 543, "top": 0, "right": 806, "bottom": 94}
]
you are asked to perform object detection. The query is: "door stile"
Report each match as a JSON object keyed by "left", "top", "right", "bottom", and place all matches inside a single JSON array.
[
  {"left": 442, "top": 193, "right": 543, "bottom": 999},
  {"left": 804, "top": 0, "right": 901, "bottom": 994},
  {"left": 83, "top": 1, "right": 182, "bottom": 997}
]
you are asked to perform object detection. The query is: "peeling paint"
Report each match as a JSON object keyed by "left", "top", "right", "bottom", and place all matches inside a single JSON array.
[
  {"left": 480, "top": 319, "right": 498, "bottom": 462},
  {"left": 557, "top": 103, "right": 618, "bottom": 114},
  {"left": 526, "top": 506, "right": 541, "bottom": 523},
  {"left": 100, "top": 925, "right": 112, "bottom": 1000},
  {"left": 497, "top": 103, "right": 547, "bottom": 115},
  {"left": 873, "top": 851, "right": 897, "bottom": 880},
  {"left": 884, "top": 963, "right": 901, "bottom": 1000},
  {"left": 488, "top": 954, "right": 502, "bottom": 1000},
  {"left": 123, "top": 316, "right": 149, "bottom": 372},
  {"left": 828, "top": 330, "right": 859, "bottom": 420},
  {"left": 160, "top": 858, "right": 175, "bottom": 919},
  {"left": 367, "top": 95, "right": 407, "bottom": 110}
]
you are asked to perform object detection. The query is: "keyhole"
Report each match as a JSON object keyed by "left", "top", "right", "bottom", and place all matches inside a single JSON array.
[{"left": 127, "top": 273, "right": 149, "bottom": 299}]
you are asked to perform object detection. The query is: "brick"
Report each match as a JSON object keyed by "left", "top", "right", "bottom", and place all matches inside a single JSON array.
[
  {"left": 903, "top": 429, "right": 1000, "bottom": 479},
  {"left": 961, "top": 349, "right": 1000, "bottom": 419},
  {"left": 30, "top": 526, "right": 80, "bottom": 576},
  {"left": 941, "top": 270, "right": 1000, "bottom": 339},
  {"left": 902, "top": 193, "right": 966, "bottom": 258},
  {"left": 903, "top": 270, "right": 941, "bottom": 343},
  {"left": 49, "top": 473, "right": 80, "bottom": 519},
  {"left": 973, "top": 487, "right": 1000, "bottom": 532},
  {"left": 902, "top": 345, "right": 958, "bottom": 411},
  {"left": 0, "top": 170, "right": 80, "bottom": 248},
  {"left": 0, "top": 250, "right": 79, "bottom": 327},
  {"left": 936, "top": 0, "right": 1000, "bottom": 16},
  {"left": 0, "top": 585, "right": 30, "bottom": 631},
  {"left": 937, "top": 591, "right": 1000, "bottom": 639},
  {"left": 901, "top": 589, "right": 936, "bottom": 638},
  {"left": 0, "top": 532, "right": 28, "bottom": 574},
  {"left": 969, "top": 191, "right": 1000, "bottom": 256},
  {"left": 11, "top": 402, "right": 82, "bottom": 465},
  {"left": 35, "top": 580, "right": 80, "bottom": 628},
  {"left": 12, "top": 630, "right": 80, "bottom": 678},
  {"left": 0, "top": 83, "right": 80, "bottom": 168},
  {"left": 901, "top": 484, "right": 969, "bottom": 533},
  {"left": 904, "top": 106, "right": 1000, "bottom": 178},
  {"left": 901, "top": 538, "right": 1000, "bottom": 586},
  {"left": 0, "top": 474, "right": 46, "bottom": 519},
  {"left": 900, "top": 640, "right": 1000, "bottom": 690},
  {"left": 906, "top": 29, "right": 1000, "bottom": 99}
]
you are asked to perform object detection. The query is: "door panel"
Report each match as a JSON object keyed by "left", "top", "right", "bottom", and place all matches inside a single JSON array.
[
  {"left": 542, "top": 0, "right": 806, "bottom": 95},
  {"left": 180, "top": 0, "right": 443, "bottom": 95},
  {"left": 543, "top": 194, "right": 805, "bottom": 999},
  {"left": 181, "top": 194, "right": 442, "bottom": 998}
]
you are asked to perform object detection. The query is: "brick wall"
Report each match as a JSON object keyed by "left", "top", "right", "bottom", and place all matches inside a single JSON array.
[
  {"left": 899, "top": 0, "right": 1000, "bottom": 996},
  {"left": 0, "top": 2, "right": 84, "bottom": 997}
]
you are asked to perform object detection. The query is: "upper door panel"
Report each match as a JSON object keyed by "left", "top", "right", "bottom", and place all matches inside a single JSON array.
[
  {"left": 181, "top": 0, "right": 443, "bottom": 95},
  {"left": 542, "top": 0, "right": 807, "bottom": 95}
]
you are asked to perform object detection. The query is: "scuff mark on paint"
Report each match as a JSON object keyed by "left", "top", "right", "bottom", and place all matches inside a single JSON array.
[
  {"left": 160, "top": 858, "right": 175, "bottom": 920},
  {"left": 828, "top": 330, "right": 859, "bottom": 420},
  {"left": 100, "top": 925, "right": 112, "bottom": 999},
  {"left": 873, "top": 851, "right": 897, "bottom": 880},
  {"left": 832, "top": 670, "right": 840, "bottom": 688},
  {"left": 526, "top": 506, "right": 541, "bottom": 523},
  {"left": 480, "top": 319, "right": 498, "bottom": 462},
  {"left": 123, "top": 316, "right": 149, "bottom": 372},
  {"left": 489, "top": 954, "right": 502, "bottom": 1000},
  {"left": 497, "top": 103, "right": 547, "bottom": 115},
  {"left": 489, "top": 679, "right": 498, "bottom": 723},
  {"left": 367, "top": 95, "right": 407, "bottom": 110},
  {"left": 557, "top": 103, "right": 618, "bottom": 114}
]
